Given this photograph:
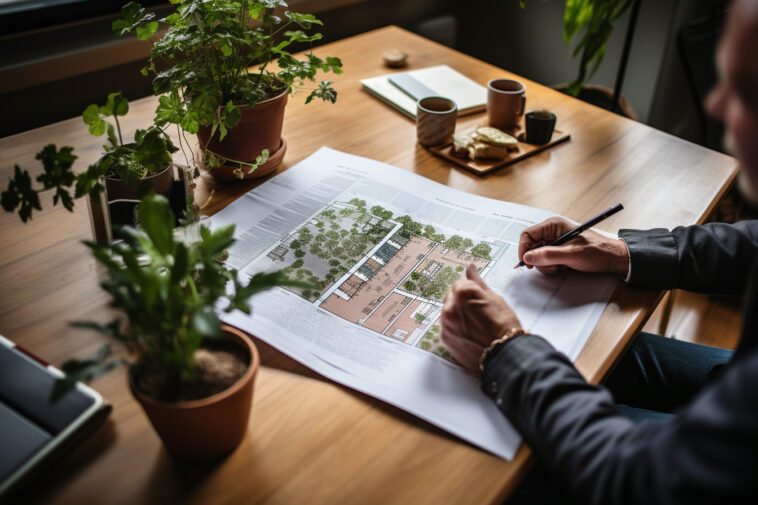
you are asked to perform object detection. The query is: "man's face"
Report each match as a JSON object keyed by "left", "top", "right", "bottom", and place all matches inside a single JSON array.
[{"left": 706, "top": 0, "right": 758, "bottom": 201}]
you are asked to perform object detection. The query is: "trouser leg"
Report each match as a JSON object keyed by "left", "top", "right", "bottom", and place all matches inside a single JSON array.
[
  {"left": 507, "top": 332, "right": 734, "bottom": 505},
  {"left": 604, "top": 332, "right": 733, "bottom": 412}
]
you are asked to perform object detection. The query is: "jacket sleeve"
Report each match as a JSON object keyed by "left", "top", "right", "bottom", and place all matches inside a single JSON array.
[
  {"left": 483, "top": 334, "right": 758, "bottom": 505},
  {"left": 620, "top": 220, "right": 758, "bottom": 294}
]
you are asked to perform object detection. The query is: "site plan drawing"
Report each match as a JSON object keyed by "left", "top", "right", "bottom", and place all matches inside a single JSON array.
[
  {"left": 213, "top": 147, "right": 619, "bottom": 460},
  {"left": 251, "top": 197, "right": 500, "bottom": 362}
]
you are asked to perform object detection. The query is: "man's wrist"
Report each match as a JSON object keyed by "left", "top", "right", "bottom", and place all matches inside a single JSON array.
[
  {"left": 612, "top": 238, "right": 631, "bottom": 278},
  {"left": 479, "top": 327, "right": 525, "bottom": 371}
]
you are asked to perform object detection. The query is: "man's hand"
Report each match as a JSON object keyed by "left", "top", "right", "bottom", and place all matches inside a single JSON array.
[
  {"left": 518, "top": 217, "right": 630, "bottom": 276},
  {"left": 440, "top": 264, "right": 522, "bottom": 371}
]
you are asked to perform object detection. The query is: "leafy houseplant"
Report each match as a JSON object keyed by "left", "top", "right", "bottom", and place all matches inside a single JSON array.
[
  {"left": 561, "top": 0, "right": 634, "bottom": 96},
  {"left": 83, "top": 91, "right": 178, "bottom": 199},
  {"left": 520, "top": 0, "right": 634, "bottom": 97},
  {"left": 115, "top": 0, "right": 343, "bottom": 179},
  {"left": 60, "top": 193, "right": 306, "bottom": 460},
  {"left": 1, "top": 92, "right": 178, "bottom": 223}
]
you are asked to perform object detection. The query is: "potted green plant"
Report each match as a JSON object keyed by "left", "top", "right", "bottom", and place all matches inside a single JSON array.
[
  {"left": 115, "top": 0, "right": 343, "bottom": 180},
  {"left": 520, "top": 0, "right": 637, "bottom": 117},
  {"left": 56, "top": 193, "right": 306, "bottom": 460},
  {"left": 556, "top": 0, "right": 634, "bottom": 96},
  {"left": 1, "top": 92, "right": 178, "bottom": 224},
  {"left": 83, "top": 91, "right": 178, "bottom": 200}
]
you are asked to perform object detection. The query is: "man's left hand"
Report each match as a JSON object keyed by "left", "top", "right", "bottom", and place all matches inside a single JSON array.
[{"left": 440, "top": 264, "right": 522, "bottom": 371}]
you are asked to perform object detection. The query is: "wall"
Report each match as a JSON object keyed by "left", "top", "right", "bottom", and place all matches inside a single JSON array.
[
  {"left": 454, "top": 0, "right": 677, "bottom": 124},
  {"left": 0, "top": 0, "right": 448, "bottom": 137},
  {"left": 647, "top": 0, "right": 728, "bottom": 147},
  {"left": 0, "top": 0, "right": 730, "bottom": 146}
]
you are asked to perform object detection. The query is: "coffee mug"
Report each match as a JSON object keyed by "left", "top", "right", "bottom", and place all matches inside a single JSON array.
[
  {"left": 487, "top": 79, "right": 526, "bottom": 129},
  {"left": 416, "top": 96, "right": 457, "bottom": 147}
]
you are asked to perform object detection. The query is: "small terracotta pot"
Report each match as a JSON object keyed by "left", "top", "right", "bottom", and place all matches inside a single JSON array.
[
  {"left": 105, "top": 164, "right": 173, "bottom": 202},
  {"left": 197, "top": 89, "right": 288, "bottom": 180},
  {"left": 129, "top": 325, "right": 260, "bottom": 461}
]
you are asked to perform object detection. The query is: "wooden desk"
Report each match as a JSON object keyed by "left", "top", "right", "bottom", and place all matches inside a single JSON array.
[{"left": 0, "top": 26, "right": 737, "bottom": 505}]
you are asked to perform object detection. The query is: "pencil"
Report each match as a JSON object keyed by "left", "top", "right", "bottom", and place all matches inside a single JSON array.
[{"left": 514, "top": 203, "right": 624, "bottom": 269}]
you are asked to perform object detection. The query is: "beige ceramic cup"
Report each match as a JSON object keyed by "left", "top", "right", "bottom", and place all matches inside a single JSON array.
[
  {"left": 487, "top": 79, "right": 526, "bottom": 129},
  {"left": 416, "top": 97, "right": 457, "bottom": 147}
]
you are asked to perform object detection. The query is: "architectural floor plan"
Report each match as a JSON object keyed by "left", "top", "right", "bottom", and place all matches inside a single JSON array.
[
  {"left": 253, "top": 198, "right": 507, "bottom": 362},
  {"left": 213, "top": 147, "right": 618, "bottom": 460}
]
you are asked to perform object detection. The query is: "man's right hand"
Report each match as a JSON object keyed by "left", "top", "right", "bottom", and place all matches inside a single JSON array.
[{"left": 518, "top": 217, "right": 630, "bottom": 276}]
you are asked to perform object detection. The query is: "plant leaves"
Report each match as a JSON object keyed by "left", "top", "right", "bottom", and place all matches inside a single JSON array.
[
  {"left": 223, "top": 101, "right": 241, "bottom": 129},
  {"left": 285, "top": 11, "right": 323, "bottom": 29},
  {"left": 154, "top": 91, "right": 185, "bottom": 126},
  {"left": 104, "top": 91, "right": 129, "bottom": 117},
  {"left": 170, "top": 241, "right": 188, "bottom": 283},
  {"left": 325, "top": 56, "right": 343, "bottom": 74},
  {"left": 113, "top": 1, "right": 158, "bottom": 40},
  {"left": 0, "top": 145, "right": 80, "bottom": 218},
  {"left": 136, "top": 21, "right": 159, "bottom": 40},
  {"left": 82, "top": 104, "right": 106, "bottom": 136},
  {"left": 199, "top": 224, "right": 236, "bottom": 258},
  {"left": 193, "top": 307, "right": 221, "bottom": 338},
  {"left": 1, "top": 164, "right": 41, "bottom": 222},
  {"left": 226, "top": 270, "right": 313, "bottom": 314},
  {"left": 132, "top": 127, "right": 173, "bottom": 173},
  {"left": 70, "top": 319, "right": 130, "bottom": 341},
  {"left": 306, "top": 81, "right": 337, "bottom": 104},
  {"left": 562, "top": 0, "right": 634, "bottom": 93},
  {"left": 247, "top": 148, "right": 269, "bottom": 175},
  {"left": 50, "top": 343, "right": 124, "bottom": 402},
  {"left": 137, "top": 193, "right": 175, "bottom": 257}
]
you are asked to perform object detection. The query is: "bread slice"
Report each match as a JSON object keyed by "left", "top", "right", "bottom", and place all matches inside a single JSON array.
[
  {"left": 468, "top": 141, "right": 508, "bottom": 160},
  {"left": 452, "top": 134, "right": 475, "bottom": 156},
  {"left": 473, "top": 126, "right": 518, "bottom": 148}
]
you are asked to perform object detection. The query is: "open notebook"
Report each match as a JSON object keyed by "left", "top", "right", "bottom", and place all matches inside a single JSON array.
[{"left": 360, "top": 64, "right": 487, "bottom": 119}]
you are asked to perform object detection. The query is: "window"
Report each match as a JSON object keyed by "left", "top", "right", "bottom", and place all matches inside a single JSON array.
[{"left": 0, "top": 0, "right": 165, "bottom": 36}]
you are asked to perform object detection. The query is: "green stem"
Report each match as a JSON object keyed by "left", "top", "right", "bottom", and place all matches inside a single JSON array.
[
  {"left": 270, "top": 20, "right": 294, "bottom": 38},
  {"left": 204, "top": 147, "right": 268, "bottom": 167},
  {"left": 186, "top": 274, "right": 200, "bottom": 303},
  {"left": 255, "top": 10, "right": 278, "bottom": 85},
  {"left": 175, "top": 123, "right": 191, "bottom": 170},
  {"left": 113, "top": 115, "right": 124, "bottom": 146}
]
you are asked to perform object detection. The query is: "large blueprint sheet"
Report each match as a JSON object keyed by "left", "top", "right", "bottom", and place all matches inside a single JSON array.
[{"left": 213, "top": 147, "right": 618, "bottom": 460}]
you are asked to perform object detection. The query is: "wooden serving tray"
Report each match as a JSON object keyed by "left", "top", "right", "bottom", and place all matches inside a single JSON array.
[{"left": 428, "top": 124, "right": 570, "bottom": 175}]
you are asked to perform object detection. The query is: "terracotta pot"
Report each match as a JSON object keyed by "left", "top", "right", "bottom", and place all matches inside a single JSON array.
[
  {"left": 105, "top": 164, "right": 174, "bottom": 202},
  {"left": 197, "top": 89, "right": 288, "bottom": 180},
  {"left": 129, "top": 325, "right": 260, "bottom": 461}
]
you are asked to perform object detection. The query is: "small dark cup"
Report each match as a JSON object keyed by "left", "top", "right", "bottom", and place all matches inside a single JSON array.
[{"left": 525, "top": 110, "right": 556, "bottom": 144}]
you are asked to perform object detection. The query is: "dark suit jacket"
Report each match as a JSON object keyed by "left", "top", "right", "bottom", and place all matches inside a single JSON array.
[{"left": 483, "top": 221, "right": 758, "bottom": 505}]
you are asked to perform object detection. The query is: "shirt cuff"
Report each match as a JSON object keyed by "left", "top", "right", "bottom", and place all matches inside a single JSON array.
[
  {"left": 618, "top": 228, "right": 678, "bottom": 288},
  {"left": 622, "top": 237, "right": 632, "bottom": 283},
  {"left": 481, "top": 333, "right": 558, "bottom": 410}
]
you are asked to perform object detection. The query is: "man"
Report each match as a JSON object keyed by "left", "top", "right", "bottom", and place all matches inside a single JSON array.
[{"left": 440, "top": 1, "right": 758, "bottom": 503}]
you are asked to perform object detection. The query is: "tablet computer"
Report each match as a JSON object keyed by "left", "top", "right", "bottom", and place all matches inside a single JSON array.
[{"left": 0, "top": 334, "right": 111, "bottom": 501}]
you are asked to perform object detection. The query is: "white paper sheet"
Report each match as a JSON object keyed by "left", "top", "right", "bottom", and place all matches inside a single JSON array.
[{"left": 213, "top": 147, "right": 619, "bottom": 460}]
